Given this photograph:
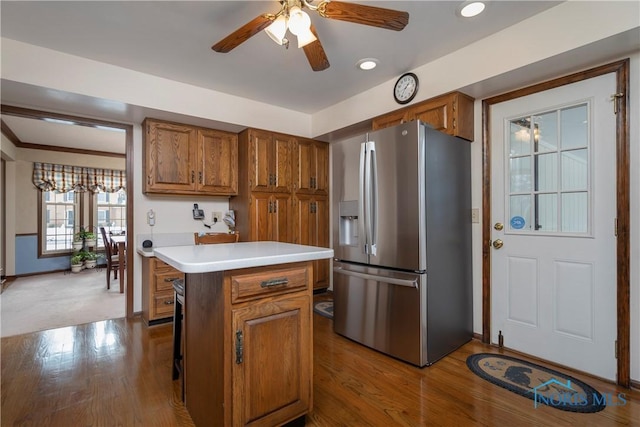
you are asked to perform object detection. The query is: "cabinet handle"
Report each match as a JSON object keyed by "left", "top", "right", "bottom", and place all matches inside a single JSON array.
[
  {"left": 191, "top": 170, "right": 195, "bottom": 183},
  {"left": 164, "top": 300, "right": 175, "bottom": 305},
  {"left": 260, "top": 277, "right": 289, "bottom": 288},
  {"left": 164, "top": 277, "right": 180, "bottom": 282},
  {"left": 309, "top": 176, "right": 313, "bottom": 188},
  {"left": 273, "top": 201, "right": 277, "bottom": 213},
  {"left": 312, "top": 177, "right": 316, "bottom": 189},
  {"left": 199, "top": 171, "right": 203, "bottom": 184},
  {"left": 235, "top": 330, "right": 244, "bottom": 364},
  {"left": 268, "top": 201, "right": 272, "bottom": 213}
]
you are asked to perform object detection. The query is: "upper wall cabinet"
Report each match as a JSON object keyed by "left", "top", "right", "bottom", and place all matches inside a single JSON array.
[
  {"left": 371, "top": 91, "right": 475, "bottom": 141},
  {"left": 294, "top": 138, "right": 328, "bottom": 196},
  {"left": 242, "top": 128, "right": 293, "bottom": 193},
  {"left": 143, "top": 118, "right": 238, "bottom": 196}
]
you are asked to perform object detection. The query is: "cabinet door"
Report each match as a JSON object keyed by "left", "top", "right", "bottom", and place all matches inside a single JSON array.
[
  {"left": 272, "top": 134, "right": 292, "bottom": 193},
  {"left": 249, "top": 193, "right": 271, "bottom": 241},
  {"left": 294, "top": 139, "right": 315, "bottom": 194},
  {"left": 371, "top": 109, "right": 407, "bottom": 131},
  {"left": 314, "top": 142, "right": 329, "bottom": 196},
  {"left": 293, "top": 195, "right": 313, "bottom": 246},
  {"left": 271, "top": 194, "right": 293, "bottom": 243},
  {"left": 232, "top": 295, "right": 311, "bottom": 426},
  {"left": 411, "top": 96, "right": 452, "bottom": 135},
  {"left": 197, "top": 129, "right": 238, "bottom": 195},
  {"left": 144, "top": 120, "right": 197, "bottom": 193},
  {"left": 248, "top": 130, "right": 273, "bottom": 192}
]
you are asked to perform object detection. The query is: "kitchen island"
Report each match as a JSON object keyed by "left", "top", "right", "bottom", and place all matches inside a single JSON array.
[{"left": 153, "top": 242, "right": 333, "bottom": 427}]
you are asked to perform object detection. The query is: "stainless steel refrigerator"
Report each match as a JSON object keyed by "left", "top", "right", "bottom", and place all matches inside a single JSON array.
[{"left": 332, "top": 120, "right": 472, "bottom": 367}]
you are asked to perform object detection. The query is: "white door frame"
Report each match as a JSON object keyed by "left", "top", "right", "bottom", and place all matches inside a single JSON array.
[{"left": 481, "top": 59, "right": 630, "bottom": 387}]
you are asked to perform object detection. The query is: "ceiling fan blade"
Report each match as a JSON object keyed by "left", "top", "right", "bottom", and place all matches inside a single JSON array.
[
  {"left": 318, "top": 1, "right": 409, "bottom": 31},
  {"left": 303, "top": 25, "right": 330, "bottom": 72},
  {"left": 212, "top": 14, "right": 274, "bottom": 53}
]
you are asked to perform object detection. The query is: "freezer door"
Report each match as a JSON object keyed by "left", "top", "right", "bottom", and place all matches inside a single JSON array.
[
  {"left": 332, "top": 134, "right": 368, "bottom": 264},
  {"left": 366, "top": 122, "right": 426, "bottom": 271},
  {"left": 333, "top": 262, "right": 427, "bottom": 366}
]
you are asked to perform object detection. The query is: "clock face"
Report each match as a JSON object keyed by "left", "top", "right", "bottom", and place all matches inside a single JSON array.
[{"left": 394, "top": 73, "right": 418, "bottom": 104}]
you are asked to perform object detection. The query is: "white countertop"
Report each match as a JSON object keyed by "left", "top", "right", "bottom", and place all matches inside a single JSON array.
[{"left": 153, "top": 242, "right": 334, "bottom": 273}]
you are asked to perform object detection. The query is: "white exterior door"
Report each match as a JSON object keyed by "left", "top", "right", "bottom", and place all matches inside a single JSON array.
[{"left": 490, "top": 73, "right": 617, "bottom": 380}]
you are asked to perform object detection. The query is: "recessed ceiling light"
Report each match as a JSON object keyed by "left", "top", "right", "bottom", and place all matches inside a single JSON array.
[
  {"left": 357, "top": 58, "right": 379, "bottom": 71},
  {"left": 459, "top": 1, "right": 485, "bottom": 18}
]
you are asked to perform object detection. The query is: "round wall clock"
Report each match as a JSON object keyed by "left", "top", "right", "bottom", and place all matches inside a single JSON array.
[{"left": 393, "top": 72, "right": 419, "bottom": 104}]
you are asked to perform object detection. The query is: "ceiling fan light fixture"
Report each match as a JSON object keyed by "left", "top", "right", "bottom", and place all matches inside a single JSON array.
[
  {"left": 459, "top": 1, "right": 486, "bottom": 18},
  {"left": 288, "top": 6, "right": 311, "bottom": 36},
  {"left": 296, "top": 27, "right": 317, "bottom": 48},
  {"left": 265, "top": 14, "right": 288, "bottom": 45}
]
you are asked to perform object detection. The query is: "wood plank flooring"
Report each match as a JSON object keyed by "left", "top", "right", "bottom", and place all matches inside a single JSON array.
[{"left": 2, "top": 302, "right": 638, "bottom": 426}]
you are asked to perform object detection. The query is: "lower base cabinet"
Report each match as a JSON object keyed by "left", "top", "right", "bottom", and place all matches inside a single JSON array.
[
  {"left": 184, "top": 262, "right": 313, "bottom": 427},
  {"left": 141, "top": 257, "right": 184, "bottom": 325}
]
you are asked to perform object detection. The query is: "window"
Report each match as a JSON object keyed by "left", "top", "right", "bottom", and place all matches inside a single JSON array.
[
  {"left": 507, "top": 102, "right": 590, "bottom": 235},
  {"left": 95, "top": 189, "right": 126, "bottom": 248},
  {"left": 41, "top": 190, "right": 79, "bottom": 253}
]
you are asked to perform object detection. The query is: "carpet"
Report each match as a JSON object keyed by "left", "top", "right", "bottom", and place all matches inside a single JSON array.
[
  {"left": 313, "top": 300, "right": 333, "bottom": 319},
  {"left": 466, "top": 353, "right": 606, "bottom": 413},
  {"left": 0, "top": 269, "right": 125, "bottom": 337}
]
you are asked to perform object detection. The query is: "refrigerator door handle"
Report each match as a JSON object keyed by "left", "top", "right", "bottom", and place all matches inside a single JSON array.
[
  {"left": 334, "top": 267, "right": 418, "bottom": 288},
  {"left": 359, "top": 142, "right": 368, "bottom": 254},
  {"left": 368, "top": 141, "right": 378, "bottom": 256}
]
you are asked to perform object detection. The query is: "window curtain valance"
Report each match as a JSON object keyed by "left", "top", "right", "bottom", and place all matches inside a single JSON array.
[{"left": 32, "top": 162, "right": 126, "bottom": 193}]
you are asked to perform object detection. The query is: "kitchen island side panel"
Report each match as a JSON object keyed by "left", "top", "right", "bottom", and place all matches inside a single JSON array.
[{"left": 184, "top": 271, "right": 226, "bottom": 427}]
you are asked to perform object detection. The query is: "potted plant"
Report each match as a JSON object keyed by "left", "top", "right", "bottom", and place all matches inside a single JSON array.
[
  {"left": 84, "top": 231, "right": 97, "bottom": 248},
  {"left": 84, "top": 251, "right": 98, "bottom": 269},
  {"left": 73, "top": 233, "right": 84, "bottom": 251},
  {"left": 70, "top": 254, "right": 84, "bottom": 273}
]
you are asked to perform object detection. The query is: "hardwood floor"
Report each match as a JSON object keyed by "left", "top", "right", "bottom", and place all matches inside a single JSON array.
[{"left": 2, "top": 303, "right": 638, "bottom": 426}]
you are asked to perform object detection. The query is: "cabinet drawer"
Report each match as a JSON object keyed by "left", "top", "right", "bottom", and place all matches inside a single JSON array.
[
  {"left": 155, "top": 270, "right": 184, "bottom": 293},
  {"left": 153, "top": 292, "right": 176, "bottom": 318},
  {"left": 231, "top": 263, "right": 309, "bottom": 303},
  {"left": 153, "top": 258, "right": 176, "bottom": 270}
]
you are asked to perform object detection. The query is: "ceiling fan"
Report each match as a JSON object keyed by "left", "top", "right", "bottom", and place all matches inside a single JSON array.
[{"left": 211, "top": 0, "right": 409, "bottom": 72}]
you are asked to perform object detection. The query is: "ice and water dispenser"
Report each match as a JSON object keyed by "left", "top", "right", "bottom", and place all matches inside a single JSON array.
[{"left": 338, "top": 201, "right": 359, "bottom": 247}]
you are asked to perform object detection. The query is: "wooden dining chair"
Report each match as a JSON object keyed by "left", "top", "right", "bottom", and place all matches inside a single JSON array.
[
  {"left": 173, "top": 231, "right": 239, "bottom": 401},
  {"left": 99, "top": 227, "right": 123, "bottom": 290},
  {"left": 193, "top": 231, "right": 239, "bottom": 245}
]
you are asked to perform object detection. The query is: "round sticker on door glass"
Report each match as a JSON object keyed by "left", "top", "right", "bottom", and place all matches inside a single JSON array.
[{"left": 510, "top": 216, "right": 525, "bottom": 230}]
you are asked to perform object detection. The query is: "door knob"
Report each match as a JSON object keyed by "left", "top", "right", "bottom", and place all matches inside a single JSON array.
[
  {"left": 494, "top": 222, "right": 504, "bottom": 231},
  {"left": 492, "top": 239, "right": 504, "bottom": 249}
]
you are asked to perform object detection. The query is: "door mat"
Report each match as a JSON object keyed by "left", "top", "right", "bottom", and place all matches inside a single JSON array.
[
  {"left": 466, "top": 353, "right": 607, "bottom": 413},
  {"left": 313, "top": 301, "right": 333, "bottom": 319}
]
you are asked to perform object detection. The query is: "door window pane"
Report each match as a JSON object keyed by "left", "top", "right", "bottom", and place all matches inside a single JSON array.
[
  {"left": 510, "top": 157, "right": 531, "bottom": 193},
  {"left": 561, "top": 149, "right": 588, "bottom": 191},
  {"left": 561, "top": 104, "right": 588, "bottom": 150},
  {"left": 506, "top": 102, "right": 590, "bottom": 235},
  {"left": 533, "top": 112, "right": 558, "bottom": 153},
  {"left": 42, "top": 190, "right": 77, "bottom": 253},
  {"left": 509, "top": 195, "right": 531, "bottom": 231},
  {"left": 535, "top": 153, "right": 557, "bottom": 192}
]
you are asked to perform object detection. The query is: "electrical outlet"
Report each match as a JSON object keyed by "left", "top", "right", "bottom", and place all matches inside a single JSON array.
[
  {"left": 212, "top": 212, "right": 222, "bottom": 223},
  {"left": 471, "top": 208, "right": 479, "bottom": 224}
]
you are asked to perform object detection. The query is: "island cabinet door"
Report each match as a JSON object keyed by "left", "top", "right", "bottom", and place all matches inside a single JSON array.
[{"left": 231, "top": 295, "right": 311, "bottom": 427}]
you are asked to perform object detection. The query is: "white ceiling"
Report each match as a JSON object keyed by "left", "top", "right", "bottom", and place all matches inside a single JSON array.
[{"left": 1, "top": 0, "right": 635, "bottom": 153}]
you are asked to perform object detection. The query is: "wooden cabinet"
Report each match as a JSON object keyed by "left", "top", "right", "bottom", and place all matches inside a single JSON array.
[
  {"left": 143, "top": 118, "right": 238, "bottom": 195},
  {"left": 371, "top": 91, "right": 475, "bottom": 141},
  {"left": 293, "top": 195, "right": 329, "bottom": 289},
  {"left": 294, "top": 138, "right": 328, "bottom": 195},
  {"left": 184, "top": 262, "right": 313, "bottom": 427},
  {"left": 243, "top": 128, "right": 292, "bottom": 193},
  {"left": 232, "top": 128, "right": 330, "bottom": 290},
  {"left": 248, "top": 192, "right": 293, "bottom": 243},
  {"left": 141, "top": 257, "right": 184, "bottom": 325}
]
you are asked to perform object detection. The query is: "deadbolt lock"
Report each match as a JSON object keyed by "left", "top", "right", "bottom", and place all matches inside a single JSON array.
[
  {"left": 492, "top": 239, "right": 504, "bottom": 249},
  {"left": 494, "top": 222, "right": 504, "bottom": 231}
]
